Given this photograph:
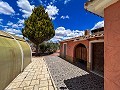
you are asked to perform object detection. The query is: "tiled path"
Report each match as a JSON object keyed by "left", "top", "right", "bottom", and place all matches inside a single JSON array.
[
  {"left": 45, "top": 56, "right": 104, "bottom": 90},
  {"left": 5, "top": 57, "right": 56, "bottom": 90},
  {"left": 5, "top": 56, "right": 103, "bottom": 90}
]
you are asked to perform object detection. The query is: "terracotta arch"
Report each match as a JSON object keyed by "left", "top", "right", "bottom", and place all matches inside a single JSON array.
[{"left": 74, "top": 43, "right": 87, "bottom": 63}]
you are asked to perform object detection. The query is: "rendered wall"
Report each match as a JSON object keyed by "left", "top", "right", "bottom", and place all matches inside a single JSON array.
[
  {"left": 13, "top": 35, "right": 31, "bottom": 70},
  {"left": 60, "top": 37, "right": 104, "bottom": 70},
  {"left": 60, "top": 40, "right": 89, "bottom": 63},
  {"left": 0, "top": 31, "right": 31, "bottom": 90},
  {"left": 104, "top": 1, "right": 120, "bottom": 90},
  {"left": 19, "top": 41, "right": 31, "bottom": 69}
]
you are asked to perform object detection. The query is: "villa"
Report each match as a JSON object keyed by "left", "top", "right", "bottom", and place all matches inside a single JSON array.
[
  {"left": 60, "top": 27, "right": 104, "bottom": 76},
  {"left": 85, "top": 0, "right": 120, "bottom": 90},
  {"left": 60, "top": 0, "right": 120, "bottom": 89}
]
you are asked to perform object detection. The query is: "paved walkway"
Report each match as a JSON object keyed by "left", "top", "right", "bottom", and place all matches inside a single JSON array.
[
  {"left": 5, "top": 57, "right": 56, "bottom": 90},
  {"left": 5, "top": 56, "right": 103, "bottom": 90},
  {"left": 45, "top": 56, "right": 104, "bottom": 90}
]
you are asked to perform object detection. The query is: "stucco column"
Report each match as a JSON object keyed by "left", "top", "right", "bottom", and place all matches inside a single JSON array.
[{"left": 104, "top": 1, "right": 120, "bottom": 90}]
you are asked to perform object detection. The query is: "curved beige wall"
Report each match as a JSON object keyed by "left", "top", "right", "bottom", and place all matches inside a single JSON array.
[
  {"left": 18, "top": 40, "right": 31, "bottom": 69},
  {"left": 0, "top": 31, "right": 31, "bottom": 90}
]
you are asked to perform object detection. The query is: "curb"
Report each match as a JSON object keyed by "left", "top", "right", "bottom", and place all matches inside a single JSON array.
[{"left": 43, "top": 57, "right": 58, "bottom": 90}]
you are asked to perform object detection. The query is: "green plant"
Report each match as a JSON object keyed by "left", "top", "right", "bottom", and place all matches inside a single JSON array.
[
  {"left": 39, "top": 41, "right": 59, "bottom": 54},
  {"left": 22, "top": 5, "right": 55, "bottom": 55}
]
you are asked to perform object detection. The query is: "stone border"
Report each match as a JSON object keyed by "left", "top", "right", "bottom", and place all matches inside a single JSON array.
[{"left": 43, "top": 57, "right": 58, "bottom": 90}]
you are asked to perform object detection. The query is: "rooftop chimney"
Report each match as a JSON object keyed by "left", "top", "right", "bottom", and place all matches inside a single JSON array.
[{"left": 84, "top": 30, "right": 90, "bottom": 36}]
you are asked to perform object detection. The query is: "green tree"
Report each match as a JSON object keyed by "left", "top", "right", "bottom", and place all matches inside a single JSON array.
[
  {"left": 22, "top": 5, "right": 55, "bottom": 55},
  {"left": 39, "top": 41, "right": 59, "bottom": 54}
]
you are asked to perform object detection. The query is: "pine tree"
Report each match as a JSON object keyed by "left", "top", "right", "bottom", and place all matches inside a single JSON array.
[{"left": 22, "top": 5, "right": 55, "bottom": 55}]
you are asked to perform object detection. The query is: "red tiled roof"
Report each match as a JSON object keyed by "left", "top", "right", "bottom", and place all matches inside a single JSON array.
[{"left": 60, "top": 27, "right": 104, "bottom": 43}]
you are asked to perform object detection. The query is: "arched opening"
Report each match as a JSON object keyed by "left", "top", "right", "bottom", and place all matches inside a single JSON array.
[{"left": 74, "top": 43, "right": 87, "bottom": 69}]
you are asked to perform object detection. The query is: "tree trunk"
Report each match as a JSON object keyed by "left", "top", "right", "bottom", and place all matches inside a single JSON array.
[{"left": 36, "top": 45, "right": 39, "bottom": 56}]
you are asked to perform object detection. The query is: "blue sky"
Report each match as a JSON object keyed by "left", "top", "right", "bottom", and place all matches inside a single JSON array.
[{"left": 0, "top": 0, "right": 104, "bottom": 42}]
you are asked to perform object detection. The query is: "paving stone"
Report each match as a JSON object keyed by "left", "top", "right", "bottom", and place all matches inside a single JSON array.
[
  {"left": 48, "top": 80, "right": 53, "bottom": 86},
  {"left": 34, "top": 85, "right": 39, "bottom": 90},
  {"left": 12, "top": 87, "right": 23, "bottom": 90},
  {"left": 24, "top": 76, "right": 33, "bottom": 81},
  {"left": 37, "top": 75, "right": 44, "bottom": 79},
  {"left": 45, "top": 74, "right": 50, "bottom": 78},
  {"left": 30, "top": 79, "right": 39, "bottom": 86},
  {"left": 6, "top": 82, "right": 22, "bottom": 89},
  {"left": 27, "top": 72, "right": 35, "bottom": 76},
  {"left": 33, "top": 75, "right": 38, "bottom": 80},
  {"left": 5, "top": 57, "right": 56, "bottom": 90},
  {"left": 20, "top": 80, "right": 31, "bottom": 87},
  {"left": 40, "top": 80, "right": 48, "bottom": 87},
  {"left": 24, "top": 86, "right": 34, "bottom": 90},
  {"left": 40, "top": 78, "right": 49, "bottom": 81},
  {"left": 49, "top": 86, "right": 54, "bottom": 90},
  {"left": 39, "top": 86, "right": 48, "bottom": 90},
  {"left": 13, "top": 78, "right": 24, "bottom": 82}
]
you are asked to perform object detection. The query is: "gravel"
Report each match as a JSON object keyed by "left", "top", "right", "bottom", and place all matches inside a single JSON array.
[{"left": 44, "top": 56, "right": 103, "bottom": 90}]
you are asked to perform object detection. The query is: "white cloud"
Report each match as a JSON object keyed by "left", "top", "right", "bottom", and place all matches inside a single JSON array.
[
  {"left": 61, "top": 15, "right": 69, "bottom": 19},
  {"left": 51, "top": 27, "right": 84, "bottom": 42},
  {"left": 16, "top": 34, "right": 23, "bottom": 37},
  {"left": 3, "top": 28, "right": 23, "bottom": 38},
  {"left": 17, "top": 0, "right": 35, "bottom": 18},
  {"left": 91, "top": 21, "right": 104, "bottom": 30},
  {"left": 52, "top": 0, "right": 57, "bottom": 3},
  {"left": 0, "top": 19, "right": 3, "bottom": 24},
  {"left": 64, "top": 0, "right": 71, "bottom": 4},
  {"left": 2, "top": 20, "right": 24, "bottom": 37},
  {"left": 0, "top": 25, "right": 8, "bottom": 28},
  {"left": 18, "top": 19, "right": 24, "bottom": 24},
  {"left": 12, "top": 24, "right": 19, "bottom": 28},
  {"left": 7, "top": 21, "right": 13, "bottom": 26},
  {"left": 38, "top": 0, "right": 43, "bottom": 4},
  {"left": 7, "top": 20, "right": 24, "bottom": 29},
  {"left": 18, "top": 23, "right": 24, "bottom": 27},
  {"left": 0, "top": 1, "right": 15, "bottom": 15},
  {"left": 4, "top": 28, "right": 22, "bottom": 35},
  {"left": 15, "top": 13, "right": 20, "bottom": 16},
  {"left": 45, "top": 5, "right": 59, "bottom": 20},
  {"left": 49, "top": 0, "right": 57, "bottom": 4}
]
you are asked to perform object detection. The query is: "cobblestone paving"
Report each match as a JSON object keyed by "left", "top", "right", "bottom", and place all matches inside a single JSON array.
[
  {"left": 5, "top": 57, "right": 56, "bottom": 90},
  {"left": 44, "top": 56, "right": 103, "bottom": 90}
]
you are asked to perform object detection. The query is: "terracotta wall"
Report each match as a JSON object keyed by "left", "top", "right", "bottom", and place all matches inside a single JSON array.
[
  {"left": 104, "top": 1, "right": 120, "bottom": 90},
  {"left": 60, "top": 40, "right": 89, "bottom": 63}
]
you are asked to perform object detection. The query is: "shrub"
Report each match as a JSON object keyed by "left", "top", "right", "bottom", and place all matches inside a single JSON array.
[{"left": 39, "top": 41, "right": 59, "bottom": 54}]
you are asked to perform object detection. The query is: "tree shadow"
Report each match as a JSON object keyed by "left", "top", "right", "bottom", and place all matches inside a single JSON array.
[
  {"left": 64, "top": 72, "right": 103, "bottom": 90},
  {"left": 32, "top": 52, "right": 54, "bottom": 56},
  {"left": 57, "top": 57, "right": 104, "bottom": 90}
]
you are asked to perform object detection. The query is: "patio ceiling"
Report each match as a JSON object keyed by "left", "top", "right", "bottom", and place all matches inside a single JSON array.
[{"left": 84, "top": 0, "right": 119, "bottom": 17}]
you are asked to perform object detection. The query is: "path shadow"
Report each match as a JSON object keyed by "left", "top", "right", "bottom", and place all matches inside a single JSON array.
[
  {"left": 73, "top": 60, "right": 87, "bottom": 71},
  {"left": 64, "top": 73, "right": 104, "bottom": 90},
  {"left": 57, "top": 57, "right": 104, "bottom": 90}
]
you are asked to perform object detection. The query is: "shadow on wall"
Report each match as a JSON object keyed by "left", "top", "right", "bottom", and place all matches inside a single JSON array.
[{"left": 64, "top": 73, "right": 104, "bottom": 90}]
